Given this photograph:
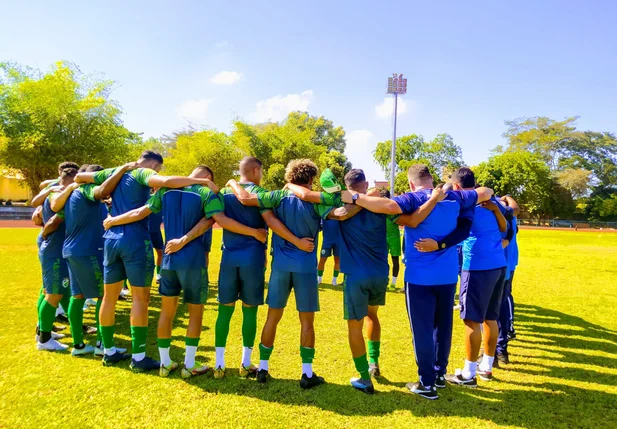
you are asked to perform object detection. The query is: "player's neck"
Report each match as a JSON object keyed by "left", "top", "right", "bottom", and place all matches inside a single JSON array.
[
  {"left": 239, "top": 176, "right": 256, "bottom": 185},
  {"left": 413, "top": 185, "right": 433, "bottom": 192}
]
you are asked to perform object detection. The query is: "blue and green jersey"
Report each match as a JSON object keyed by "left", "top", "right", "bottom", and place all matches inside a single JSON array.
[{"left": 39, "top": 193, "right": 66, "bottom": 259}]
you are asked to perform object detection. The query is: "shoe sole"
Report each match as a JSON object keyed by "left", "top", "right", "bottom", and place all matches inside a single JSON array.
[
  {"left": 435, "top": 384, "right": 446, "bottom": 389},
  {"left": 411, "top": 391, "right": 439, "bottom": 400},
  {"left": 478, "top": 375, "right": 493, "bottom": 382},
  {"left": 352, "top": 386, "right": 374, "bottom": 394}
]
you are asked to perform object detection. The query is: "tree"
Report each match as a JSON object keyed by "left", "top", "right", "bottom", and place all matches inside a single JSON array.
[{"left": 0, "top": 62, "right": 136, "bottom": 194}]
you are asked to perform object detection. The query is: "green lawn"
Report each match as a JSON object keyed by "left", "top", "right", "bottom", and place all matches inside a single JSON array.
[{"left": 1, "top": 228, "right": 616, "bottom": 428}]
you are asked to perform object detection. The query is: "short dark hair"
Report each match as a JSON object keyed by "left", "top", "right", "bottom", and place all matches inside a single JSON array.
[
  {"left": 195, "top": 165, "right": 214, "bottom": 180},
  {"left": 59, "top": 161, "right": 79, "bottom": 171},
  {"left": 86, "top": 164, "right": 104, "bottom": 172},
  {"left": 379, "top": 188, "right": 391, "bottom": 199},
  {"left": 407, "top": 164, "right": 433, "bottom": 183},
  {"left": 285, "top": 159, "right": 318, "bottom": 185},
  {"left": 344, "top": 169, "right": 366, "bottom": 189},
  {"left": 239, "top": 156, "right": 263, "bottom": 175},
  {"left": 60, "top": 167, "right": 78, "bottom": 179},
  {"left": 139, "top": 150, "right": 164, "bottom": 165},
  {"left": 78, "top": 164, "right": 90, "bottom": 173},
  {"left": 451, "top": 167, "right": 475, "bottom": 188}
]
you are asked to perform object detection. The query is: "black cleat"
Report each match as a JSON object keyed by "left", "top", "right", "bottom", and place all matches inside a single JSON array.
[
  {"left": 435, "top": 375, "right": 446, "bottom": 389},
  {"left": 350, "top": 377, "right": 375, "bottom": 394},
  {"left": 102, "top": 350, "right": 130, "bottom": 366},
  {"left": 56, "top": 313, "right": 69, "bottom": 323},
  {"left": 300, "top": 373, "right": 325, "bottom": 389},
  {"left": 407, "top": 382, "right": 438, "bottom": 400},
  {"left": 507, "top": 331, "right": 517, "bottom": 341},
  {"left": 445, "top": 372, "right": 478, "bottom": 388},
  {"left": 497, "top": 352, "right": 510, "bottom": 365},
  {"left": 256, "top": 369, "right": 270, "bottom": 384},
  {"left": 130, "top": 356, "right": 160, "bottom": 372}
]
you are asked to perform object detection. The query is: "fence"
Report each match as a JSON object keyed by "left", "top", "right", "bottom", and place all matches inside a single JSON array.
[{"left": 518, "top": 218, "right": 617, "bottom": 230}]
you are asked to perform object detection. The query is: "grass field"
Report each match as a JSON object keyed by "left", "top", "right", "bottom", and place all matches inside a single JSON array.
[{"left": 1, "top": 228, "right": 616, "bottom": 428}]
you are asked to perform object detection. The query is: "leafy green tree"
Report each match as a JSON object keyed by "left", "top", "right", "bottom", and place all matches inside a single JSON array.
[{"left": 0, "top": 62, "right": 135, "bottom": 194}]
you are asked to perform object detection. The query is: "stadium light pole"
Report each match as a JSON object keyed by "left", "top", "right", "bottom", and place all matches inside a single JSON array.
[{"left": 386, "top": 73, "right": 407, "bottom": 195}]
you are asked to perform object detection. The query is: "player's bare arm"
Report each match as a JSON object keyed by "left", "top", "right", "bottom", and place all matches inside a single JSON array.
[
  {"left": 501, "top": 195, "right": 521, "bottom": 217},
  {"left": 103, "top": 205, "right": 153, "bottom": 230},
  {"left": 396, "top": 187, "right": 445, "bottom": 228},
  {"left": 41, "top": 214, "right": 64, "bottom": 238},
  {"left": 93, "top": 162, "right": 138, "bottom": 200},
  {"left": 481, "top": 200, "right": 507, "bottom": 232},
  {"left": 262, "top": 210, "right": 315, "bottom": 253},
  {"left": 30, "top": 185, "right": 63, "bottom": 208},
  {"left": 284, "top": 183, "right": 323, "bottom": 204},
  {"left": 226, "top": 179, "right": 260, "bottom": 206},
  {"left": 341, "top": 190, "right": 403, "bottom": 215},
  {"left": 212, "top": 212, "right": 267, "bottom": 243},
  {"left": 31, "top": 206, "right": 44, "bottom": 227},
  {"left": 49, "top": 182, "right": 80, "bottom": 212},
  {"left": 165, "top": 216, "right": 215, "bottom": 254},
  {"left": 328, "top": 204, "right": 362, "bottom": 221},
  {"left": 148, "top": 175, "right": 218, "bottom": 191}
]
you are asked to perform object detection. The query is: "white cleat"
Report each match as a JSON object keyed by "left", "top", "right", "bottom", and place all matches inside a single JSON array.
[
  {"left": 119, "top": 288, "right": 130, "bottom": 297},
  {"left": 94, "top": 346, "right": 127, "bottom": 357},
  {"left": 453, "top": 304, "right": 461, "bottom": 311},
  {"left": 37, "top": 339, "right": 69, "bottom": 351},
  {"left": 83, "top": 298, "right": 97, "bottom": 310},
  {"left": 35, "top": 332, "right": 66, "bottom": 342},
  {"left": 72, "top": 344, "right": 96, "bottom": 356}
]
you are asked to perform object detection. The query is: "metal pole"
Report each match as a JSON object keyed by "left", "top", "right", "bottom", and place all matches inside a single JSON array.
[{"left": 389, "top": 92, "right": 398, "bottom": 195}]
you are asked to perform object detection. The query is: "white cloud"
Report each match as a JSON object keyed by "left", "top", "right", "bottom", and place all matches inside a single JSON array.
[
  {"left": 210, "top": 71, "right": 243, "bottom": 85},
  {"left": 250, "top": 90, "right": 314, "bottom": 122},
  {"left": 345, "top": 130, "right": 385, "bottom": 184},
  {"left": 177, "top": 98, "right": 214, "bottom": 122},
  {"left": 375, "top": 96, "right": 411, "bottom": 118}
]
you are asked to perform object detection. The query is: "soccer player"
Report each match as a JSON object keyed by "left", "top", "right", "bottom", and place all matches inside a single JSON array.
[
  {"left": 149, "top": 207, "right": 164, "bottom": 284},
  {"left": 342, "top": 164, "right": 494, "bottom": 399},
  {"left": 31, "top": 162, "right": 81, "bottom": 208},
  {"left": 228, "top": 159, "right": 349, "bottom": 389},
  {"left": 317, "top": 219, "right": 341, "bottom": 285},
  {"left": 496, "top": 195, "right": 520, "bottom": 364},
  {"left": 49, "top": 163, "right": 134, "bottom": 356},
  {"left": 36, "top": 166, "right": 78, "bottom": 351},
  {"left": 103, "top": 165, "right": 267, "bottom": 377},
  {"left": 204, "top": 157, "right": 315, "bottom": 379},
  {"left": 75, "top": 150, "right": 219, "bottom": 371},
  {"left": 445, "top": 167, "right": 513, "bottom": 387},
  {"left": 380, "top": 189, "right": 402, "bottom": 290}
]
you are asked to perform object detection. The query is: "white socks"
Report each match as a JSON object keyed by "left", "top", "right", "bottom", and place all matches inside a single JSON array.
[
  {"left": 185, "top": 345, "right": 197, "bottom": 369},
  {"left": 133, "top": 352, "right": 145, "bottom": 362},
  {"left": 242, "top": 347, "right": 253, "bottom": 368},
  {"left": 462, "top": 359, "right": 477, "bottom": 379},
  {"left": 302, "top": 363, "right": 313, "bottom": 378},
  {"left": 479, "top": 354, "right": 495, "bottom": 372},
  {"left": 215, "top": 347, "right": 225, "bottom": 369},
  {"left": 259, "top": 360, "right": 269, "bottom": 371},
  {"left": 104, "top": 346, "right": 116, "bottom": 356},
  {"left": 317, "top": 276, "right": 322, "bottom": 283},
  {"left": 332, "top": 278, "right": 338, "bottom": 286},
  {"left": 159, "top": 347, "right": 171, "bottom": 366},
  {"left": 391, "top": 276, "right": 398, "bottom": 286}
]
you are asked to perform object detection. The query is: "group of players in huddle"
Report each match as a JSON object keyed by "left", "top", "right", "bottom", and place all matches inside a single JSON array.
[{"left": 31, "top": 150, "right": 520, "bottom": 400}]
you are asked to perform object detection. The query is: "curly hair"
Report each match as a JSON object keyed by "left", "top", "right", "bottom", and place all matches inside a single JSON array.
[{"left": 284, "top": 159, "right": 318, "bottom": 185}]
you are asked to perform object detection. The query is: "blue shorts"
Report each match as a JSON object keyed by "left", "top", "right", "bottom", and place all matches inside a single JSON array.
[
  {"left": 218, "top": 264, "right": 265, "bottom": 306},
  {"left": 460, "top": 268, "right": 507, "bottom": 323},
  {"left": 159, "top": 268, "right": 209, "bottom": 304},
  {"left": 104, "top": 238, "right": 154, "bottom": 287},
  {"left": 266, "top": 269, "right": 319, "bottom": 312},
  {"left": 343, "top": 274, "right": 388, "bottom": 320},
  {"left": 150, "top": 230, "right": 164, "bottom": 251},
  {"left": 66, "top": 254, "right": 104, "bottom": 299},
  {"left": 40, "top": 256, "right": 70, "bottom": 295},
  {"left": 320, "top": 243, "right": 339, "bottom": 258},
  {"left": 202, "top": 229, "right": 213, "bottom": 253}
]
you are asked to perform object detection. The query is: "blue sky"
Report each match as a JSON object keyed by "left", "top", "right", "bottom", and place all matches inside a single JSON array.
[{"left": 2, "top": 0, "right": 616, "bottom": 182}]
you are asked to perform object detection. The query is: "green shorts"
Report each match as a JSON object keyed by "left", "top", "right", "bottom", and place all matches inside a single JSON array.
[
  {"left": 266, "top": 269, "right": 319, "bottom": 312},
  {"left": 159, "top": 268, "right": 209, "bottom": 305},
  {"left": 343, "top": 274, "right": 388, "bottom": 321},
  {"left": 386, "top": 232, "right": 401, "bottom": 257}
]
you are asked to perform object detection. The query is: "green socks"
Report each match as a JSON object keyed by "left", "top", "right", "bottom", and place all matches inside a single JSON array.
[
  {"left": 317, "top": 270, "right": 324, "bottom": 277},
  {"left": 60, "top": 289, "right": 70, "bottom": 315},
  {"left": 259, "top": 343, "right": 273, "bottom": 361},
  {"left": 100, "top": 325, "right": 115, "bottom": 349},
  {"left": 95, "top": 299, "right": 102, "bottom": 343},
  {"left": 241, "top": 306, "right": 258, "bottom": 348},
  {"left": 68, "top": 297, "right": 85, "bottom": 346},
  {"left": 39, "top": 299, "right": 57, "bottom": 333},
  {"left": 36, "top": 293, "right": 45, "bottom": 325},
  {"left": 157, "top": 338, "right": 172, "bottom": 348},
  {"left": 131, "top": 326, "right": 148, "bottom": 355},
  {"left": 333, "top": 270, "right": 340, "bottom": 278},
  {"left": 353, "top": 354, "right": 371, "bottom": 380},
  {"left": 300, "top": 346, "right": 315, "bottom": 364},
  {"left": 156, "top": 265, "right": 161, "bottom": 275},
  {"left": 368, "top": 340, "right": 381, "bottom": 364},
  {"left": 215, "top": 304, "right": 235, "bottom": 347}
]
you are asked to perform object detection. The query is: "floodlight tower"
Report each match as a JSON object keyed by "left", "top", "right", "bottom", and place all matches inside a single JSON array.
[{"left": 386, "top": 73, "right": 407, "bottom": 195}]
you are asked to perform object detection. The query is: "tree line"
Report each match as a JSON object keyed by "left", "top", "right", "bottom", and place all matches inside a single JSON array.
[{"left": 1, "top": 62, "right": 615, "bottom": 220}]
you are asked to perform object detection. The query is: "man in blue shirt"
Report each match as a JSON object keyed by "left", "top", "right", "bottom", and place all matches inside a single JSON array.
[
  {"left": 229, "top": 159, "right": 347, "bottom": 389},
  {"left": 342, "top": 164, "right": 493, "bottom": 399},
  {"left": 445, "top": 167, "right": 513, "bottom": 387},
  {"left": 49, "top": 164, "right": 132, "bottom": 356},
  {"left": 103, "top": 165, "right": 267, "bottom": 378},
  {"left": 149, "top": 207, "right": 164, "bottom": 283},
  {"left": 75, "top": 150, "right": 220, "bottom": 371},
  {"left": 318, "top": 219, "right": 341, "bottom": 285}
]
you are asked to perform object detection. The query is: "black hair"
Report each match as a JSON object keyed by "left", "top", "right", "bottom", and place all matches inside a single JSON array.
[
  {"left": 139, "top": 150, "right": 164, "bottom": 165},
  {"left": 451, "top": 167, "right": 476, "bottom": 189},
  {"left": 78, "top": 164, "right": 90, "bottom": 173},
  {"left": 86, "top": 164, "right": 104, "bottom": 172},
  {"left": 59, "top": 161, "right": 79, "bottom": 171},
  {"left": 344, "top": 169, "right": 366, "bottom": 188},
  {"left": 60, "top": 167, "right": 78, "bottom": 179},
  {"left": 195, "top": 165, "right": 214, "bottom": 180}
]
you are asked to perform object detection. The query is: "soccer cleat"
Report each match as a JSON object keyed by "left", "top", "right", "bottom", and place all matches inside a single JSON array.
[
  {"left": 130, "top": 356, "right": 161, "bottom": 373},
  {"left": 94, "top": 346, "right": 127, "bottom": 357},
  {"left": 120, "top": 288, "right": 130, "bottom": 297},
  {"left": 477, "top": 369, "right": 493, "bottom": 382},
  {"left": 497, "top": 352, "right": 510, "bottom": 365},
  {"left": 37, "top": 339, "right": 69, "bottom": 351},
  {"left": 71, "top": 344, "right": 95, "bottom": 356},
  {"left": 102, "top": 350, "right": 130, "bottom": 366},
  {"left": 159, "top": 361, "right": 179, "bottom": 377},
  {"left": 256, "top": 369, "right": 270, "bottom": 384},
  {"left": 507, "top": 330, "right": 517, "bottom": 341},
  {"left": 181, "top": 363, "right": 210, "bottom": 379},
  {"left": 300, "top": 373, "right": 325, "bottom": 389},
  {"left": 445, "top": 371, "right": 478, "bottom": 388},
  {"left": 435, "top": 375, "right": 446, "bottom": 389},
  {"left": 477, "top": 351, "right": 500, "bottom": 369},
  {"left": 56, "top": 313, "right": 69, "bottom": 323},
  {"left": 52, "top": 324, "right": 66, "bottom": 332},
  {"left": 213, "top": 366, "right": 225, "bottom": 379},
  {"left": 407, "top": 382, "right": 438, "bottom": 400},
  {"left": 156, "top": 274, "right": 161, "bottom": 284},
  {"left": 368, "top": 364, "right": 381, "bottom": 378},
  {"left": 239, "top": 364, "right": 258, "bottom": 378},
  {"left": 453, "top": 304, "right": 462, "bottom": 311},
  {"left": 350, "top": 377, "right": 374, "bottom": 394},
  {"left": 83, "top": 325, "right": 98, "bottom": 335}
]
